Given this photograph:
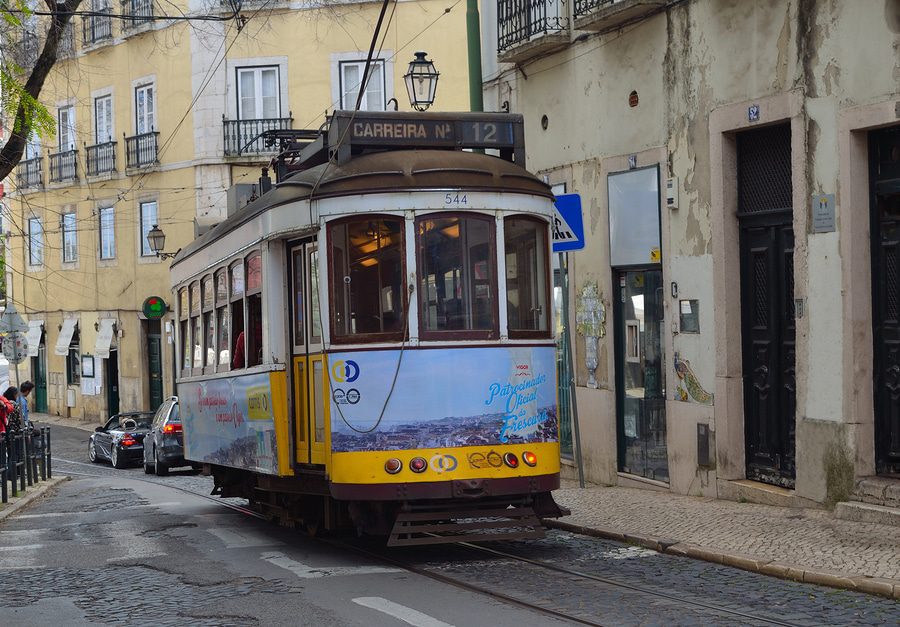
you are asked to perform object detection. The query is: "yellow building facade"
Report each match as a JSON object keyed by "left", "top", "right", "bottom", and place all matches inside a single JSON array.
[{"left": 8, "top": 0, "right": 471, "bottom": 422}]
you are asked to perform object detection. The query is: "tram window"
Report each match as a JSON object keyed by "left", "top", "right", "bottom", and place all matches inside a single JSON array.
[
  {"left": 179, "top": 288, "right": 190, "bottom": 371},
  {"left": 215, "top": 270, "right": 228, "bottom": 303},
  {"left": 247, "top": 252, "right": 262, "bottom": 291},
  {"left": 504, "top": 217, "right": 550, "bottom": 336},
  {"left": 202, "top": 276, "right": 215, "bottom": 367},
  {"left": 329, "top": 217, "right": 405, "bottom": 341},
  {"left": 193, "top": 316, "right": 203, "bottom": 369},
  {"left": 309, "top": 249, "right": 322, "bottom": 343},
  {"left": 292, "top": 249, "right": 305, "bottom": 346},
  {"left": 217, "top": 306, "right": 230, "bottom": 367},
  {"left": 247, "top": 294, "right": 263, "bottom": 367},
  {"left": 417, "top": 214, "right": 496, "bottom": 337},
  {"left": 231, "top": 262, "right": 245, "bottom": 297},
  {"left": 231, "top": 306, "right": 245, "bottom": 369}
]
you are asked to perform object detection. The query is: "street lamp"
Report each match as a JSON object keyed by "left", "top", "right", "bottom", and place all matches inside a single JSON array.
[
  {"left": 403, "top": 51, "right": 439, "bottom": 111},
  {"left": 147, "top": 224, "right": 180, "bottom": 260}
]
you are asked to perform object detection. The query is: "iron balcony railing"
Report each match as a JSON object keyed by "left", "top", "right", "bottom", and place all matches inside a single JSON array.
[
  {"left": 125, "top": 131, "right": 159, "bottom": 168},
  {"left": 574, "top": 0, "right": 627, "bottom": 18},
  {"left": 17, "top": 157, "right": 43, "bottom": 188},
  {"left": 82, "top": 10, "right": 113, "bottom": 44},
  {"left": 59, "top": 22, "right": 76, "bottom": 57},
  {"left": 49, "top": 150, "right": 78, "bottom": 183},
  {"left": 498, "top": 0, "right": 568, "bottom": 52},
  {"left": 121, "top": 0, "right": 153, "bottom": 30},
  {"left": 223, "top": 117, "right": 293, "bottom": 156},
  {"left": 86, "top": 141, "right": 117, "bottom": 175},
  {"left": 19, "top": 31, "right": 39, "bottom": 67}
]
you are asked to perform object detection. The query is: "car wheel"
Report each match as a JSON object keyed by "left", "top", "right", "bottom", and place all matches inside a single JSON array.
[
  {"left": 89, "top": 441, "right": 100, "bottom": 463},
  {"left": 154, "top": 449, "right": 168, "bottom": 476},
  {"left": 111, "top": 446, "right": 126, "bottom": 469}
]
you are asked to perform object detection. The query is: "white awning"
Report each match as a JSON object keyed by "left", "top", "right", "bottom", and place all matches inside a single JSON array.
[
  {"left": 26, "top": 320, "right": 43, "bottom": 357},
  {"left": 55, "top": 318, "right": 77, "bottom": 356},
  {"left": 95, "top": 319, "right": 116, "bottom": 359}
]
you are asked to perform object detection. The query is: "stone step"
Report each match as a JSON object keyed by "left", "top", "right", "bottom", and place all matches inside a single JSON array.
[
  {"left": 834, "top": 501, "right": 900, "bottom": 527},
  {"left": 852, "top": 476, "right": 900, "bottom": 508}
]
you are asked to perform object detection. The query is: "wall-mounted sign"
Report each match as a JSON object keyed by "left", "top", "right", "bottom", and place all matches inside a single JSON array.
[
  {"left": 142, "top": 296, "right": 167, "bottom": 319},
  {"left": 748, "top": 104, "right": 760, "bottom": 122},
  {"left": 553, "top": 194, "right": 585, "bottom": 253},
  {"left": 811, "top": 194, "right": 835, "bottom": 233}
]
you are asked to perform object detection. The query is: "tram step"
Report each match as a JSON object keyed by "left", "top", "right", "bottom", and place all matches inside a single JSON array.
[{"left": 388, "top": 505, "right": 545, "bottom": 546}]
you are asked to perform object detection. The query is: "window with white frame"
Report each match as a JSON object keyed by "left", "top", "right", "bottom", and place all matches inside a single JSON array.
[
  {"left": 135, "top": 83, "right": 155, "bottom": 134},
  {"left": 99, "top": 206, "right": 115, "bottom": 259},
  {"left": 62, "top": 212, "right": 77, "bottom": 262},
  {"left": 95, "top": 95, "right": 113, "bottom": 143},
  {"left": 139, "top": 200, "right": 157, "bottom": 257},
  {"left": 339, "top": 60, "right": 385, "bottom": 111},
  {"left": 24, "top": 132, "right": 40, "bottom": 160},
  {"left": 237, "top": 66, "right": 280, "bottom": 119},
  {"left": 28, "top": 217, "right": 43, "bottom": 266},
  {"left": 58, "top": 105, "right": 75, "bottom": 151}
]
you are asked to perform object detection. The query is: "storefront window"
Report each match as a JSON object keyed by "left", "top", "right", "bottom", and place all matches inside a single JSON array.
[{"left": 504, "top": 217, "right": 550, "bottom": 336}]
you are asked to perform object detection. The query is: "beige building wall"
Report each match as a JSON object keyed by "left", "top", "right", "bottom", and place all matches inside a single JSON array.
[
  {"left": 484, "top": 0, "right": 900, "bottom": 504},
  {"left": 8, "top": 0, "right": 471, "bottom": 423}
]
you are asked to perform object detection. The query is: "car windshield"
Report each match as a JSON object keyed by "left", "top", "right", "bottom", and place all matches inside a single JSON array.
[{"left": 116, "top": 414, "right": 153, "bottom": 430}]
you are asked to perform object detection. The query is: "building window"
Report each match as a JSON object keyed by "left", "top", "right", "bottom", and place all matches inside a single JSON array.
[
  {"left": 62, "top": 212, "right": 78, "bottom": 263},
  {"left": 139, "top": 200, "right": 158, "bottom": 256},
  {"left": 99, "top": 206, "right": 115, "bottom": 259},
  {"left": 329, "top": 216, "right": 405, "bottom": 342},
  {"left": 135, "top": 83, "right": 155, "bottom": 135},
  {"left": 339, "top": 60, "right": 385, "bottom": 111},
  {"left": 28, "top": 217, "right": 44, "bottom": 266},
  {"left": 504, "top": 216, "right": 550, "bottom": 336},
  {"left": 246, "top": 252, "right": 263, "bottom": 367},
  {"left": 66, "top": 327, "right": 81, "bottom": 385},
  {"left": 237, "top": 66, "right": 280, "bottom": 119},
  {"left": 417, "top": 214, "right": 496, "bottom": 338},
  {"left": 25, "top": 132, "right": 41, "bottom": 160},
  {"left": 58, "top": 105, "right": 76, "bottom": 151},
  {"left": 95, "top": 95, "right": 113, "bottom": 143}
]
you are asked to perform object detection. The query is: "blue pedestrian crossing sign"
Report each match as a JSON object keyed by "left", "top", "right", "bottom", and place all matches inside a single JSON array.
[{"left": 552, "top": 193, "right": 585, "bottom": 252}]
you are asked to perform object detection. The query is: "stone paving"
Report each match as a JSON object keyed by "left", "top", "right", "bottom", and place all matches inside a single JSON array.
[{"left": 552, "top": 481, "right": 900, "bottom": 591}]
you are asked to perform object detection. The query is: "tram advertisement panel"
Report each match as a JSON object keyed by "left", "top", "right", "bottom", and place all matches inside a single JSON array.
[
  {"left": 180, "top": 372, "right": 279, "bottom": 474},
  {"left": 330, "top": 346, "right": 557, "bottom": 452}
]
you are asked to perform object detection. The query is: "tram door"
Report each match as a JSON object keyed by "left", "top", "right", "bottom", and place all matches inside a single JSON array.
[{"left": 290, "top": 242, "right": 328, "bottom": 465}]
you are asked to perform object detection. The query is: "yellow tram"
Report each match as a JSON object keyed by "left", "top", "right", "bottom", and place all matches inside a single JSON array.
[{"left": 170, "top": 111, "right": 568, "bottom": 544}]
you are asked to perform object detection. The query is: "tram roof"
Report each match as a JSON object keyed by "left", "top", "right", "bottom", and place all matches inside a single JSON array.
[{"left": 172, "top": 150, "right": 552, "bottom": 267}]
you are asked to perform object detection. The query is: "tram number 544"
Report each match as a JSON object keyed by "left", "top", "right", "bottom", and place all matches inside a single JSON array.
[{"left": 444, "top": 193, "right": 468, "bottom": 206}]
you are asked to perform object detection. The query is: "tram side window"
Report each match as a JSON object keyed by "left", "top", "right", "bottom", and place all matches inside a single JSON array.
[
  {"left": 216, "top": 270, "right": 230, "bottom": 368},
  {"left": 417, "top": 214, "right": 496, "bottom": 336},
  {"left": 179, "top": 288, "right": 190, "bottom": 371},
  {"left": 191, "top": 282, "right": 202, "bottom": 369},
  {"left": 230, "top": 261, "right": 245, "bottom": 369},
  {"left": 202, "top": 276, "right": 215, "bottom": 368},
  {"left": 246, "top": 252, "right": 263, "bottom": 367},
  {"left": 329, "top": 217, "right": 405, "bottom": 341},
  {"left": 504, "top": 217, "right": 550, "bottom": 336}
]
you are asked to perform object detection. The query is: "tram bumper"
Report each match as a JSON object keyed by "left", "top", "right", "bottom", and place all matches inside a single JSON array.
[{"left": 329, "top": 472, "right": 561, "bottom": 502}]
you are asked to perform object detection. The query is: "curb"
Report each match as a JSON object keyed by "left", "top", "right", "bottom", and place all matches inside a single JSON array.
[
  {"left": 0, "top": 475, "right": 70, "bottom": 523},
  {"left": 543, "top": 518, "right": 900, "bottom": 601}
]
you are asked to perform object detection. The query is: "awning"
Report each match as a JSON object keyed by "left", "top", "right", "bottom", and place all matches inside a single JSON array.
[
  {"left": 55, "top": 318, "right": 77, "bottom": 356},
  {"left": 26, "top": 320, "right": 43, "bottom": 357},
  {"left": 95, "top": 319, "right": 116, "bottom": 359}
]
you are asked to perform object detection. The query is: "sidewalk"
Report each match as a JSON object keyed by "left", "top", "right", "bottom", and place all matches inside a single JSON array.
[
  {"left": 29, "top": 412, "right": 96, "bottom": 432},
  {"left": 550, "top": 481, "right": 900, "bottom": 599}
]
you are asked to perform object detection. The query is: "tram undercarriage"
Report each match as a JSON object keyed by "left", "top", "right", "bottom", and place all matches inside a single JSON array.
[{"left": 207, "top": 464, "right": 570, "bottom": 545}]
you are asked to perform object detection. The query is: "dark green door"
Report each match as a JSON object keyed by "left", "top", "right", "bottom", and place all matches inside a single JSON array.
[
  {"left": 148, "top": 334, "right": 163, "bottom": 411},
  {"left": 106, "top": 350, "right": 120, "bottom": 416},
  {"left": 31, "top": 343, "right": 48, "bottom": 413}
]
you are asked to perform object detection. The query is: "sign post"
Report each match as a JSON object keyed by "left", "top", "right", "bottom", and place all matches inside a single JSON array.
[
  {"left": 1, "top": 303, "right": 31, "bottom": 386},
  {"left": 552, "top": 194, "right": 586, "bottom": 488}
]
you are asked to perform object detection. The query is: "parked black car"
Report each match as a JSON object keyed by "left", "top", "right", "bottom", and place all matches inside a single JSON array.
[
  {"left": 143, "top": 396, "right": 188, "bottom": 476},
  {"left": 89, "top": 411, "right": 154, "bottom": 469}
]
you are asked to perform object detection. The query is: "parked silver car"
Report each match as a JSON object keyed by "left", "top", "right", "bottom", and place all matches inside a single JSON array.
[{"left": 143, "top": 396, "right": 189, "bottom": 475}]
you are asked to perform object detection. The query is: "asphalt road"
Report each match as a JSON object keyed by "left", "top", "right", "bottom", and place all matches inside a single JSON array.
[{"left": 0, "top": 423, "right": 897, "bottom": 626}]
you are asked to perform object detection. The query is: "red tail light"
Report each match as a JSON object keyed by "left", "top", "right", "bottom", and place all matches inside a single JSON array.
[
  {"left": 409, "top": 457, "right": 427, "bottom": 473},
  {"left": 163, "top": 423, "right": 183, "bottom": 434},
  {"left": 522, "top": 451, "right": 537, "bottom": 467},
  {"left": 384, "top": 458, "right": 402, "bottom": 474},
  {"left": 121, "top": 437, "right": 136, "bottom": 447},
  {"left": 503, "top": 452, "right": 519, "bottom": 468}
]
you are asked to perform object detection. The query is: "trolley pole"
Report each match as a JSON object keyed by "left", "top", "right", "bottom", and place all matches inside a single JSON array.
[{"left": 466, "top": 0, "right": 483, "bottom": 113}]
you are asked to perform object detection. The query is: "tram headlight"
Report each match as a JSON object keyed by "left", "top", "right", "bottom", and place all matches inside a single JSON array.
[
  {"left": 409, "top": 457, "right": 428, "bottom": 473},
  {"left": 503, "top": 452, "right": 519, "bottom": 469},
  {"left": 384, "top": 458, "right": 403, "bottom": 475},
  {"left": 522, "top": 451, "right": 537, "bottom": 467}
]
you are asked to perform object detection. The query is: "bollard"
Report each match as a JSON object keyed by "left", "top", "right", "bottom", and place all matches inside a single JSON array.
[
  {"left": 9, "top": 432, "right": 19, "bottom": 498},
  {"left": 17, "top": 432, "right": 26, "bottom": 493},
  {"left": 1, "top": 434, "right": 7, "bottom": 504},
  {"left": 29, "top": 430, "right": 39, "bottom": 484},
  {"left": 39, "top": 428, "right": 47, "bottom": 482},
  {"left": 45, "top": 427, "right": 52, "bottom": 479},
  {"left": 23, "top": 431, "right": 33, "bottom": 487}
]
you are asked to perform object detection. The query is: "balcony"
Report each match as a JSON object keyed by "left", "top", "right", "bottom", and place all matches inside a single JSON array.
[
  {"left": 223, "top": 117, "right": 293, "bottom": 157},
  {"left": 58, "top": 22, "right": 76, "bottom": 58},
  {"left": 498, "top": 0, "right": 568, "bottom": 64},
  {"left": 86, "top": 141, "right": 117, "bottom": 176},
  {"left": 16, "top": 157, "right": 43, "bottom": 189},
  {"left": 50, "top": 150, "right": 78, "bottom": 183},
  {"left": 573, "top": 0, "right": 666, "bottom": 32},
  {"left": 125, "top": 131, "right": 158, "bottom": 168},
  {"left": 121, "top": 0, "right": 154, "bottom": 32},
  {"left": 82, "top": 11, "right": 113, "bottom": 45},
  {"left": 19, "top": 31, "right": 39, "bottom": 68}
]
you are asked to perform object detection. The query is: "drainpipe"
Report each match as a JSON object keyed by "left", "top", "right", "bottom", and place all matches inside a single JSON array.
[{"left": 466, "top": 0, "right": 484, "bottom": 112}]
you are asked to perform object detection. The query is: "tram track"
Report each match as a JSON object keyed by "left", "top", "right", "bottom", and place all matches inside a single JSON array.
[{"left": 56, "top": 457, "right": 803, "bottom": 627}]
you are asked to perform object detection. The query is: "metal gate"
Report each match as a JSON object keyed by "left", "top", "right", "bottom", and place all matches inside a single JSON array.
[
  {"left": 870, "top": 126, "right": 900, "bottom": 476},
  {"left": 737, "top": 123, "right": 796, "bottom": 488}
]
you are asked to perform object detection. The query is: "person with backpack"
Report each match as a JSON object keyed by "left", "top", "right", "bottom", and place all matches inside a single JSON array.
[{"left": 1, "top": 386, "right": 20, "bottom": 433}]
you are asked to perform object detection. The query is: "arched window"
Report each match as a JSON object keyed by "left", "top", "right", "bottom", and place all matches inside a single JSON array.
[
  {"left": 178, "top": 287, "right": 190, "bottom": 371},
  {"left": 202, "top": 275, "right": 215, "bottom": 368},
  {"left": 215, "top": 269, "right": 230, "bottom": 368}
]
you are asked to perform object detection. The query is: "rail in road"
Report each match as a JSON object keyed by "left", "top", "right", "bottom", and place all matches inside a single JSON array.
[{"left": 53, "top": 455, "right": 815, "bottom": 627}]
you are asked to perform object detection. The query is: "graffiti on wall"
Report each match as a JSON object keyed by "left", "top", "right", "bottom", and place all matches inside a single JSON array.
[{"left": 674, "top": 356, "right": 713, "bottom": 405}]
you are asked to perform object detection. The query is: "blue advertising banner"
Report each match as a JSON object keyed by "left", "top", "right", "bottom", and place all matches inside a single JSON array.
[
  {"left": 329, "top": 346, "right": 557, "bottom": 452},
  {"left": 180, "top": 371, "right": 279, "bottom": 474}
]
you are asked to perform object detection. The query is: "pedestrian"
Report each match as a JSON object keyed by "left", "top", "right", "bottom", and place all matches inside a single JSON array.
[
  {"left": 2, "top": 386, "right": 21, "bottom": 432},
  {"left": 19, "top": 381, "right": 34, "bottom": 430}
]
